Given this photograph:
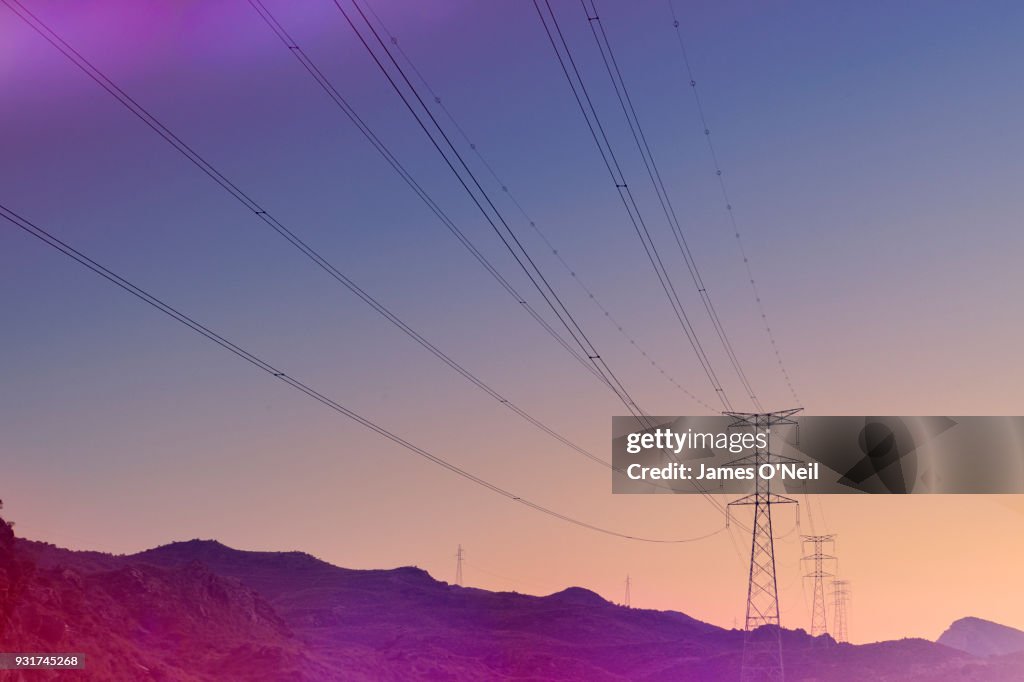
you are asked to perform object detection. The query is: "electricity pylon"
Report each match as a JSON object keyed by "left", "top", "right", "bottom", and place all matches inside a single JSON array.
[
  {"left": 800, "top": 535, "right": 836, "bottom": 637},
  {"left": 723, "top": 409, "right": 803, "bottom": 682},
  {"left": 832, "top": 580, "right": 851, "bottom": 643},
  {"left": 624, "top": 574, "right": 631, "bottom": 608},
  {"left": 455, "top": 544, "right": 464, "bottom": 587}
]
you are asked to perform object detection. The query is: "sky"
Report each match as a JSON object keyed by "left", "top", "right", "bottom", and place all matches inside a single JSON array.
[{"left": 2, "top": 0, "right": 1024, "bottom": 645}]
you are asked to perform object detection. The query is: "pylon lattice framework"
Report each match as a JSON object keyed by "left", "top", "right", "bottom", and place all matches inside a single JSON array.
[
  {"left": 724, "top": 409, "right": 803, "bottom": 682},
  {"left": 455, "top": 544, "right": 464, "bottom": 587},
  {"left": 800, "top": 535, "right": 836, "bottom": 638},
  {"left": 832, "top": 580, "right": 851, "bottom": 643}
]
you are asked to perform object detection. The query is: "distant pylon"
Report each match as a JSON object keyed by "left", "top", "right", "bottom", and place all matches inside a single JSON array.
[
  {"left": 831, "top": 580, "right": 851, "bottom": 643},
  {"left": 800, "top": 535, "right": 836, "bottom": 637},
  {"left": 455, "top": 544, "right": 464, "bottom": 587},
  {"left": 624, "top": 574, "right": 631, "bottom": 608},
  {"left": 723, "top": 409, "right": 803, "bottom": 682}
]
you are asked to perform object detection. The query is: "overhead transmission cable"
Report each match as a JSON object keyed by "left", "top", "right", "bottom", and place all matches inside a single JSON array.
[
  {"left": 356, "top": 0, "right": 715, "bottom": 413},
  {"left": 5, "top": 0, "right": 742, "bottom": 527},
  {"left": 2, "top": 0, "right": 719, "bottom": 515},
  {"left": 248, "top": 0, "right": 732, "bottom": 500},
  {"left": 667, "top": 0, "right": 802, "bottom": 407},
  {"left": 531, "top": 0, "right": 734, "bottom": 413},
  {"left": 333, "top": 0, "right": 741, "bottom": 525},
  {"left": 334, "top": 0, "right": 645, "bottom": 421},
  {"left": 0, "top": 201, "right": 725, "bottom": 545},
  {"left": 1, "top": 0, "right": 613, "bottom": 474},
  {"left": 579, "top": 0, "right": 763, "bottom": 411},
  {"left": 242, "top": 0, "right": 613, "bottom": 393}
]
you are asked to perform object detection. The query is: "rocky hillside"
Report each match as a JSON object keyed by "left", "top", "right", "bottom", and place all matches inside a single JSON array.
[
  {"left": 2, "top": 519, "right": 1022, "bottom": 680},
  {"left": 1, "top": 522, "right": 325, "bottom": 680},
  {"left": 938, "top": 616, "right": 1024, "bottom": 658}
]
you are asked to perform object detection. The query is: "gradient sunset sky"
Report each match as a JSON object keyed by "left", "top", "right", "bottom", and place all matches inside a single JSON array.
[{"left": 3, "top": 0, "right": 1024, "bottom": 645}]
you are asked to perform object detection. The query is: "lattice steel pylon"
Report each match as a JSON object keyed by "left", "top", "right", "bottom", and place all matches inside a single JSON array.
[
  {"left": 723, "top": 409, "right": 803, "bottom": 682},
  {"left": 832, "top": 580, "right": 851, "bottom": 643},
  {"left": 624, "top": 574, "right": 631, "bottom": 608},
  {"left": 800, "top": 535, "right": 836, "bottom": 637},
  {"left": 454, "top": 544, "right": 464, "bottom": 587}
]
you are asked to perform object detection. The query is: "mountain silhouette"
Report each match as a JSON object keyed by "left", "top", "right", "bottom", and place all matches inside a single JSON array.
[
  {"left": 937, "top": 616, "right": 1024, "bottom": 658},
  {"left": 2, "top": 519, "right": 1022, "bottom": 680}
]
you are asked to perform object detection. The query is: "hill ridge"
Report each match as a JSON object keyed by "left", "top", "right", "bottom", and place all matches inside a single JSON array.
[{"left": 6, "top": 524, "right": 1024, "bottom": 680}]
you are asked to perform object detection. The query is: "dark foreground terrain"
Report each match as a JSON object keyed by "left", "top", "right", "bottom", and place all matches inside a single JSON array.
[{"left": 0, "top": 516, "right": 1021, "bottom": 681}]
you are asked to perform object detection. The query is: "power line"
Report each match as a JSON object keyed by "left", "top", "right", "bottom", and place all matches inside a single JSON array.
[
  {"left": 814, "top": 492, "right": 831, "bottom": 534},
  {"left": 334, "top": 0, "right": 740, "bottom": 524},
  {"left": 532, "top": 0, "right": 733, "bottom": 412},
  {"left": 4, "top": 0, "right": 734, "bottom": 524},
  {"left": 356, "top": 0, "right": 716, "bottom": 413},
  {"left": 0, "top": 200, "right": 728, "bottom": 546},
  {"left": 334, "top": 0, "right": 646, "bottom": 420},
  {"left": 243, "top": 0, "right": 610, "bottom": 392},
  {"left": 335, "top": 0, "right": 648, "bottom": 422},
  {"left": 666, "top": 0, "right": 802, "bottom": 407},
  {"left": 241, "top": 0, "right": 700, "bottom": 494},
  {"left": 1, "top": 0, "right": 614, "bottom": 475},
  {"left": 9, "top": 0, "right": 743, "bottom": 532},
  {"left": 579, "top": 0, "right": 763, "bottom": 412}
]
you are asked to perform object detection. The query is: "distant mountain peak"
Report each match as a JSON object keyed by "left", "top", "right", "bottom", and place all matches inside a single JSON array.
[
  {"left": 137, "top": 539, "right": 321, "bottom": 566},
  {"left": 142, "top": 538, "right": 231, "bottom": 555},
  {"left": 938, "top": 616, "right": 1024, "bottom": 657},
  {"left": 389, "top": 565, "right": 432, "bottom": 578},
  {"left": 547, "top": 586, "right": 608, "bottom": 605},
  {"left": 165, "top": 538, "right": 228, "bottom": 549},
  {"left": 950, "top": 616, "right": 1007, "bottom": 627}
]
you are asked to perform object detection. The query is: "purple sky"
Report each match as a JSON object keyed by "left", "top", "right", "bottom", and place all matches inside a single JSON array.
[{"left": 3, "top": 0, "right": 1024, "bottom": 643}]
